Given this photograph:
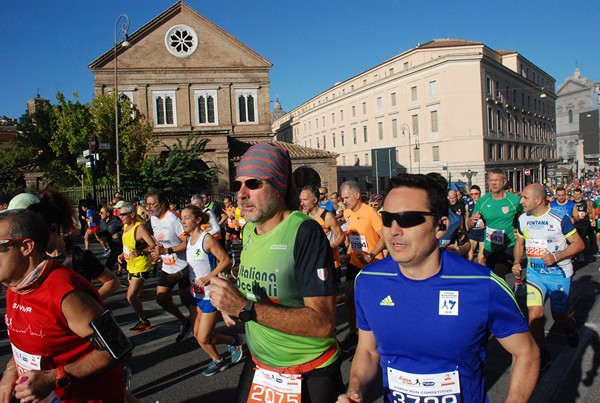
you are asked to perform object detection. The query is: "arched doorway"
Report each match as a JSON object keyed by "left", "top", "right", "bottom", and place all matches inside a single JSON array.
[{"left": 293, "top": 166, "right": 321, "bottom": 189}]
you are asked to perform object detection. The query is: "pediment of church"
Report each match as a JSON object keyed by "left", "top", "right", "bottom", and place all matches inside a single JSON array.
[
  {"left": 556, "top": 79, "right": 589, "bottom": 96},
  {"left": 89, "top": 1, "right": 271, "bottom": 73}
]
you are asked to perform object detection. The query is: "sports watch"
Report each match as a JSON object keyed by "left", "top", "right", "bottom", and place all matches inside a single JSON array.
[
  {"left": 55, "top": 366, "right": 71, "bottom": 389},
  {"left": 239, "top": 300, "right": 255, "bottom": 323},
  {"left": 368, "top": 253, "right": 376, "bottom": 260}
]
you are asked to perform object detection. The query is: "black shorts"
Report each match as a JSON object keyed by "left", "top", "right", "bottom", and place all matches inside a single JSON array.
[
  {"left": 157, "top": 266, "right": 191, "bottom": 288},
  {"left": 235, "top": 354, "right": 344, "bottom": 403},
  {"left": 467, "top": 229, "right": 485, "bottom": 242},
  {"left": 346, "top": 263, "right": 361, "bottom": 282},
  {"left": 483, "top": 246, "right": 515, "bottom": 273},
  {"left": 128, "top": 271, "right": 151, "bottom": 281},
  {"left": 225, "top": 226, "right": 240, "bottom": 236}
]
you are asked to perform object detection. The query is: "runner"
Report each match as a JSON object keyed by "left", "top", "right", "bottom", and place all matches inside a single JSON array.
[
  {"left": 209, "top": 143, "right": 343, "bottom": 403},
  {"left": 0, "top": 209, "right": 129, "bottom": 402},
  {"left": 147, "top": 189, "right": 192, "bottom": 343},
  {"left": 119, "top": 202, "right": 156, "bottom": 333},
  {"left": 340, "top": 180, "right": 385, "bottom": 351},
  {"left": 82, "top": 201, "right": 110, "bottom": 255},
  {"left": 471, "top": 168, "right": 523, "bottom": 277},
  {"left": 300, "top": 185, "right": 346, "bottom": 283},
  {"left": 337, "top": 173, "right": 538, "bottom": 403},
  {"left": 549, "top": 186, "right": 575, "bottom": 221},
  {"left": 513, "top": 183, "right": 584, "bottom": 371},
  {"left": 572, "top": 188, "right": 595, "bottom": 262},
  {"left": 180, "top": 205, "right": 244, "bottom": 376},
  {"left": 465, "top": 185, "right": 485, "bottom": 263},
  {"left": 318, "top": 186, "right": 336, "bottom": 213}
]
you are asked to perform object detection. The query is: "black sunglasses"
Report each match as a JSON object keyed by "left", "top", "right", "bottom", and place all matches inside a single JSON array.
[
  {"left": 233, "top": 179, "right": 264, "bottom": 192},
  {"left": 381, "top": 211, "right": 441, "bottom": 228}
]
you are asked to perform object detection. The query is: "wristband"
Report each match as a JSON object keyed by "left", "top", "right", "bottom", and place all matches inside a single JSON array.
[{"left": 553, "top": 254, "right": 558, "bottom": 264}]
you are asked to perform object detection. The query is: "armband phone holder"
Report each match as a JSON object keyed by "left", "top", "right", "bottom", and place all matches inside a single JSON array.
[{"left": 89, "top": 310, "right": 134, "bottom": 360}]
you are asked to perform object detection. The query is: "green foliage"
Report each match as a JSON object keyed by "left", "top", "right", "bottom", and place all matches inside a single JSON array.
[
  {"left": 125, "top": 134, "right": 219, "bottom": 200},
  {"left": 0, "top": 141, "right": 31, "bottom": 195}
]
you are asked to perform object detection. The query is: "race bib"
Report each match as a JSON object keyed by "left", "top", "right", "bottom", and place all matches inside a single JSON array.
[
  {"left": 11, "top": 344, "right": 61, "bottom": 403},
  {"left": 485, "top": 228, "right": 505, "bottom": 245},
  {"left": 387, "top": 367, "right": 461, "bottom": 403},
  {"left": 162, "top": 253, "right": 176, "bottom": 266},
  {"left": 123, "top": 246, "right": 131, "bottom": 261},
  {"left": 247, "top": 367, "right": 302, "bottom": 403},
  {"left": 349, "top": 235, "right": 368, "bottom": 252},
  {"left": 525, "top": 239, "right": 548, "bottom": 258}
]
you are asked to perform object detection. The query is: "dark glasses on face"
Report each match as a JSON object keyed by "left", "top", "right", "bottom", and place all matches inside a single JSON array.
[
  {"left": 381, "top": 211, "right": 441, "bottom": 228},
  {"left": 233, "top": 179, "right": 264, "bottom": 192},
  {"left": 119, "top": 211, "right": 134, "bottom": 217},
  {"left": 0, "top": 238, "right": 27, "bottom": 252}
]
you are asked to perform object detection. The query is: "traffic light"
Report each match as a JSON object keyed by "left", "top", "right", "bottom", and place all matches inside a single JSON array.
[{"left": 92, "top": 157, "right": 107, "bottom": 178}]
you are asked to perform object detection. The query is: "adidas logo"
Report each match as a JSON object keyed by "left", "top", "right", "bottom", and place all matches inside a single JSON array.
[{"left": 380, "top": 295, "right": 395, "bottom": 306}]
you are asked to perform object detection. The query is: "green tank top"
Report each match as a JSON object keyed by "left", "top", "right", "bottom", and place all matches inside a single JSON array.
[{"left": 238, "top": 211, "right": 338, "bottom": 368}]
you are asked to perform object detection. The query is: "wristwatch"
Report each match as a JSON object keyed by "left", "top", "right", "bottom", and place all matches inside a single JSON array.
[
  {"left": 55, "top": 366, "right": 71, "bottom": 389},
  {"left": 368, "top": 252, "right": 376, "bottom": 260},
  {"left": 239, "top": 300, "right": 256, "bottom": 323},
  {"left": 167, "top": 247, "right": 174, "bottom": 254}
]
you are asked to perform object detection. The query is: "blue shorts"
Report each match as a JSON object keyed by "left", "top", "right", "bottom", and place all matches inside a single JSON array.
[
  {"left": 525, "top": 270, "right": 571, "bottom": 314},
  {"left": 190, "top": 295, "right": 217, "bottom": 313}
]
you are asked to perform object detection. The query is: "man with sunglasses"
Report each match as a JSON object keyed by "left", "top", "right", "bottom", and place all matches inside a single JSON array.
[
  {"left": 0, "top": 209, "right": 129, "bottom": 402},
  {"left": 339, "top": 180, "right": 385, "bottom": 351},
  {"left": 465, "top": 185, "right": 485, "bottom": 263},
  {"left": 338, "top": 173, "right": 539, "bottom": 403},
  {"left": 318, "top": 186, "right": 336, "bottom": 213},
  {"left": 470, "top": 169, "right": 523, "bottom": 277},
  {"left": 209, "top": 143, "right": 343, "bottom": 403}
]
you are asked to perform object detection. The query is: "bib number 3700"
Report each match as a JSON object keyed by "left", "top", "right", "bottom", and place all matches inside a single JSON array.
[
  {"left": 391, "top": 392, "right": 458, "bottom": 403},
  {"left": 247, "top": 368, "right": 301, "bottom": 403}
]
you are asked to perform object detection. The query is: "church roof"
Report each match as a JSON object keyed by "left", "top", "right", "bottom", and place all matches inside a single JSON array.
[{"left": 228, "top": 137, "right": 338, "bottom": 161}]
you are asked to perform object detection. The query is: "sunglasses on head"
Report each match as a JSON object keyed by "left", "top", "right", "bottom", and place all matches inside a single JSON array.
[
  {"left": 381, "top": 211, "right": 441, "bottom": 228},
  {"left": 233, "top": 179, "right": 264, "bottom": 192}
]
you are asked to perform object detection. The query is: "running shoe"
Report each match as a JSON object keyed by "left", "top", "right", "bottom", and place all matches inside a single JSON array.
[
  {"left": 176, "top": 320, "right": 192, "bottom": 343},
  {"left": 228, "top": 334, "right": 244, "bottom": 364},
  {"left": 566, "top": 318, "right": 580, "bottom": 348},
  {"left": 339, "top": 332, "right": 359, "bottom": 352},
  {"left": 540, "top": 349, "right": 553, "bottom": 372},
  {"left": 130, "top": 320, "right": 152, "bottom": 333},
  {"left": 102, "top": 248, "right": 111, "bottom": 257},
  {"left": 123, "top": 365, "right": 132, "bottom": 390},
  {"left": 202, "top": 359, "right": 226, "bottom": 376}
]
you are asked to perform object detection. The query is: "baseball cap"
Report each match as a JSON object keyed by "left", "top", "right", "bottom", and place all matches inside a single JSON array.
[
  {"left": 4, "top": 193, "right": 40, "bottom": 211},
  {"left": 114, "top": 200, "right": 126, "bottom": 209}
]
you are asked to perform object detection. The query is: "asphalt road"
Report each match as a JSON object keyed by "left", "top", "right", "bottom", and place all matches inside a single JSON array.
[{"left": 1, "top": 242, "right": 599, "bottom": 402}]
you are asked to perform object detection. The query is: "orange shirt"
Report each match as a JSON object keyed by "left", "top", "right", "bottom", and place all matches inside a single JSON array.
[{"left": 344, "top": 203, "right": 383, "bottom": 269}]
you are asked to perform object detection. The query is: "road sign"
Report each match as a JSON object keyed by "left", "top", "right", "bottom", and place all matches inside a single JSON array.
[
  {"left": 86, "top": 162, "right": 92, "bottom": 168},
  {"left": 524, "top": 169, "right": 531, "bottom": 176},
  {"left": 76, "top": 156, "right": 88, "bottom": 164},
  {"left": 99, "top": 143, "right": 110, "bottom": 150},
  {"left": 83, "top": 149, "right": 90, "bottom": 157}
]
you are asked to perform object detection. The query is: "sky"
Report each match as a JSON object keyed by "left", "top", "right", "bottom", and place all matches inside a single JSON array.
[{"left": 1, "top": 0, "right": 598, "bottom": 119}]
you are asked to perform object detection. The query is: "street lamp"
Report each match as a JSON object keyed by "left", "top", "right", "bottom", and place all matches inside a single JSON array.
[
  {"left": 400, "top": 124, "right": 412, "bottom": 173},
  {"left": 114, "top": 14, "right": 131, "bottom": 191}
]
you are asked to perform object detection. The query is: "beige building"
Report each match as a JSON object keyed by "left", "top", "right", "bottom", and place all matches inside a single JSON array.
[
  {"left": 89, "top": 1, "right": 337, "bottom": 192},
  {"left": 273, "top": 38, "right": 557, "bottom": 193}
]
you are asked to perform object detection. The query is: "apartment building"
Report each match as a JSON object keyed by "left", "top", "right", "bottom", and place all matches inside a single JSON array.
[{"left": 273, "top": 38, "right": 557, "bottom": 193}]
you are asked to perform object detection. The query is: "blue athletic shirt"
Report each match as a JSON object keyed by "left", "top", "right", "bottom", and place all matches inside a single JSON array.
[
  {"left": 355, "top": 251, "right": 528, "bottom": 403},
  {"left": 549, "top": 199, "right": 575, "bottom": 219},
  {"left": 516, "top": 207, "right": 577, "bottom": 278}
]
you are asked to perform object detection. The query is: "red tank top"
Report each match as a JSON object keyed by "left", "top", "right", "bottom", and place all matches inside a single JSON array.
[{"left": 5, "top": 262, "right": 123, "bottom": 402}]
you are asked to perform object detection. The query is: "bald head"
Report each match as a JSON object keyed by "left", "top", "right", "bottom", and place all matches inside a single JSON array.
[
  {"left": 447, "top": 190, "right": 457, "bottom": 205},
  {"left": 526, "top": 183, "right": 547, "bottom": 201}
]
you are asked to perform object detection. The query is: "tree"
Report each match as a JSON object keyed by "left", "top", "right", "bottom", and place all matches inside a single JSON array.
[
  {"left": 126, "top": 135, "right": 220, "bottom": 201},
  {"left": 91, "top": 93, "right": 158, "bottom": 182},
  {"left": 0, "top": 141, "right": 31, "bottom": 195}
]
